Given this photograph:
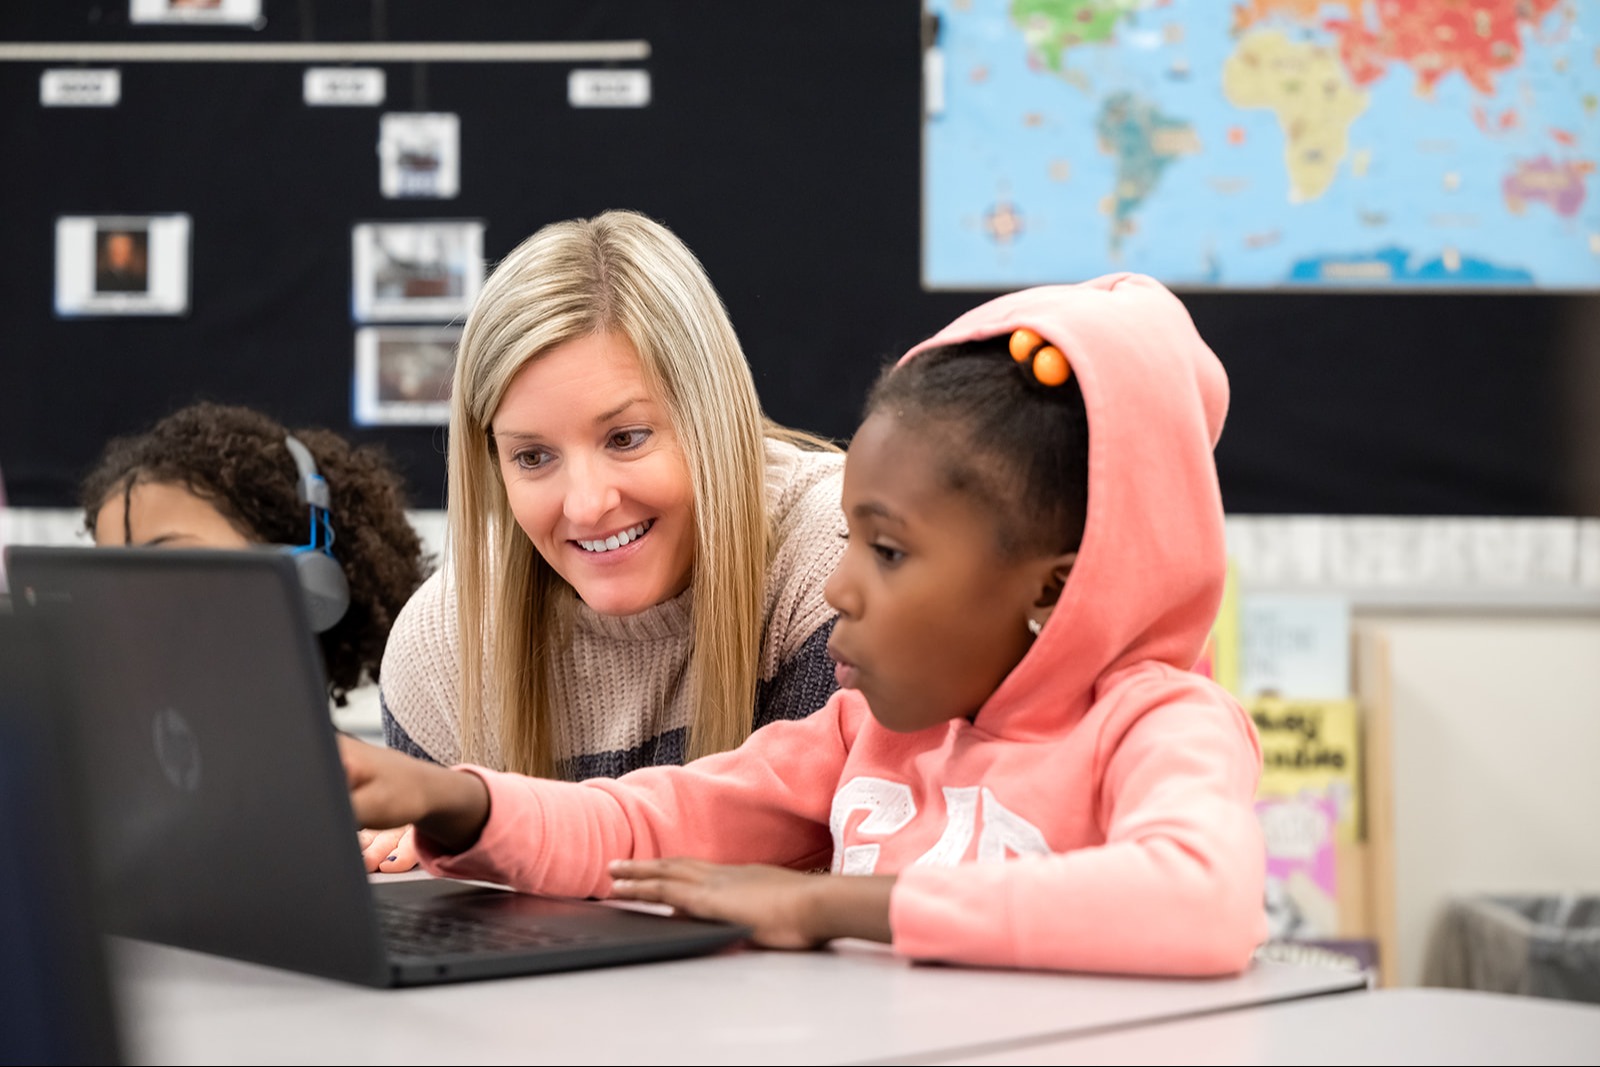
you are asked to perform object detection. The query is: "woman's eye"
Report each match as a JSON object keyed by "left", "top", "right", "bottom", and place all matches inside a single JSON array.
[
  {"left": 512, "top": 449, "right": 551, "bottom": 471},
  {"left": 609, "top": 428, "right": 650, "bottom": 451}
]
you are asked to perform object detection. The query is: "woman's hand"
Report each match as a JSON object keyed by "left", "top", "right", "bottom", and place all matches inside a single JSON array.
[
  {"left": 356, "top": 825, "right": 420, "bottom": 873},
  {"left": 338, "top": 734, "right": 491, "bottom": 855},
  {"left": 608, "top": 858, "right": 895, "bottom": 949}
]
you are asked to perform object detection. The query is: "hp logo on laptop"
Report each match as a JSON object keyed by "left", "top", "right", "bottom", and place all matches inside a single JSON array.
[{"left": 152, "top": 708, "right": 201, "bottom": 793}]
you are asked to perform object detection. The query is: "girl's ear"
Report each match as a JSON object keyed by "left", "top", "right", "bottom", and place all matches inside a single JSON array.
[
  {"left": 1033, "top": 551, "right": 1077, "bottom": 610},
  {"left": 1025, "top": 551, "right": 1077, "bottom": 637}
]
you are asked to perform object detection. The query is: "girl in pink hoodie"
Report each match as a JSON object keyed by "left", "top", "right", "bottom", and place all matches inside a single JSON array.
[{"left": 342, "top": 275, "right": 1267, "bottom": 976}]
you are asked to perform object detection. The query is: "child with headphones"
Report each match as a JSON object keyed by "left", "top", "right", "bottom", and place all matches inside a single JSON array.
[
  {"left": 338, "top": 276, "right": 1267, "bottom": 976},
  {"left": 81, "top": 402, "right": 429, "bottom": 705}
]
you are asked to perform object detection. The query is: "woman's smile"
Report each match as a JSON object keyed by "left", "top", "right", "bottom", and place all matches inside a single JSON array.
[{"left": 573, "top": 518, "right": 655, "bottom": 555}]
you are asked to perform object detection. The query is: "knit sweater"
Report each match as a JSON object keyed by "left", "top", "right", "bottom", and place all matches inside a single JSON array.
[
  {"left": 380, "top": 438, "right": 845, "bottom": 778},
  {"left": 421, "top": 276, "right": 1267, "bottom": 976}
]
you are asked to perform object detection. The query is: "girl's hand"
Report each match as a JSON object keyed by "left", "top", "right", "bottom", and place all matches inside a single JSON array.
[
  {"left": 608, "top": 858, "right": 895, "bottom": 949},
  {"left": 338, "top": 735, "right": 490, "bottom": 855},
  {"left": 356, "top": 825, "right": 420, "bottom": 873}
]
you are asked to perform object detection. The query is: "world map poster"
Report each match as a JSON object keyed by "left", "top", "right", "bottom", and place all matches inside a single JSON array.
[{"left": 923, "top": 1, "right": 1600, "bottom": 289}]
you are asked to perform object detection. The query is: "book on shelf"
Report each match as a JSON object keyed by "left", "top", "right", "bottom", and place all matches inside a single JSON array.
[
  {"left": 1251, "top": 695, "right": 1363, "bottom": 941},
  {"left": 1239, "top": 593, "right": 1351, "bottom": 700}
]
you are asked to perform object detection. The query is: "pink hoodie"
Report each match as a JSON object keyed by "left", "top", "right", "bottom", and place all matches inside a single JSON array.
[{"left": 422, "top": 275, "right": 1267, "bottom": 976}]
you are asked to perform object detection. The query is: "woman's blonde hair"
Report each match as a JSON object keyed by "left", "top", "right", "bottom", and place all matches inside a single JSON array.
[{"left": 449, "top": 210, "right": 804, "bottom": 776}]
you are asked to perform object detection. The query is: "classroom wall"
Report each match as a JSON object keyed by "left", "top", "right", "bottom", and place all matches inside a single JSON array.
[{"left": 3, "top": 2, "right": 1599, "bottom": 517}]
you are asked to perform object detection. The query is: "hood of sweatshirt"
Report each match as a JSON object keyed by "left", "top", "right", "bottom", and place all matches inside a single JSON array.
[{"left": 902, "top": 273, "right": 1229, "bottom": 739}]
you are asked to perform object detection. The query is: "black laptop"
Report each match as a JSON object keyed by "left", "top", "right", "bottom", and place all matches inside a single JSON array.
[
  {"left": 5, "top": 546, "right": 747, "bottom": 988},
  {"left": 0, "top": 607, "right": 124, "bottom": 1064}
]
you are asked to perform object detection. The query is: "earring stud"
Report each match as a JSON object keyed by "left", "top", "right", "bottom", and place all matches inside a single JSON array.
[{"left": 1027, "top": 618, "right": 1043, "bottom": 636}]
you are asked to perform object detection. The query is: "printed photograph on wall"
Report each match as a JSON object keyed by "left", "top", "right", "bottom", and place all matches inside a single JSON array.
[
  {"left": 94, "top": 225, "right": 148, "bottom": 293},
  {"left": 128, "top": 0, "right": 263, "bottom": 25},
  {"left": 351, "top": 219, "right": 484, "bottom": 323},
  {"left": 352, "top": 326, "right": 459, "bottom": 426},
  {"left": 378, "top": 112, "right": 461, "bottom": 200},
  {"left": 55, "top": 214, "right": 191, "bottom": 317}
]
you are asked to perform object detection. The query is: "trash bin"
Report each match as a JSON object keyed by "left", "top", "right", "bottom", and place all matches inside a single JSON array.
[{"left": 1424, "top": 895, "right": 1600, "bottom": 1004}]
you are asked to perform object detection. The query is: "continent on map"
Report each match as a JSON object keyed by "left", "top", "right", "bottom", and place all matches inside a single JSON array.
[
  {"left": 1231, "top": 0, "right": 1361, "bottom": 36},
  {"left": 1324, "top": 0, "right": 1565, "bottom": 96},
  {"left": 1502, "top": 155, "right": 1594, "bottom": 217},
  {"left": 1288, "top": 246, "right": 1534, "bottom": 284},
  {"left": 1095, "top": 90, "right": 1201, "bottom": 252},
  {"left": 1223, "top": 29, "right": 1369, "bottom": 203},
  {"left": 1012, "top": 0, "right": 1137, "bottom": 72}
]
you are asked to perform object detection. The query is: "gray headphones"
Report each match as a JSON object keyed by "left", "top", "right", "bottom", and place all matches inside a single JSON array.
[{"left": 283, "top": 435, "right": 350, "bottom": 633}]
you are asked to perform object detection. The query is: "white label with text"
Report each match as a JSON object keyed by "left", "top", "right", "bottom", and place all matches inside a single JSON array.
[
  {"left": 41, "top": 69, "right": 120, "bottom": 107},
  {"left": 304, "top": 68, "right": 386, "bottom": 107},
  {"left": 568, "top": 69, "right": 651, "bottom": 108}
]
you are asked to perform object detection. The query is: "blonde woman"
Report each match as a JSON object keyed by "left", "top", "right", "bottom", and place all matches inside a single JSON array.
[{"left": 363, "top": 211, "right": 845, "bottom": 871}]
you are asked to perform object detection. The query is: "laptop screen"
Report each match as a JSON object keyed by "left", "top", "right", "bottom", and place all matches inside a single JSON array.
[
  {"left": 6, "top": 547, "right": 389, "bottom": 983},
  {"left": 0, "top": 610, "right": 124, "bottom": 1065}
]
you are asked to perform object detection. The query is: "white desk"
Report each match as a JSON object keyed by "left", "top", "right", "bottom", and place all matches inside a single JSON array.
[
  {"left": 937, "top": 987, "right": 1600, "bottom": 1066},
  {"left": 114, "top": 939, "right": 1366, "bottom": 1065}
]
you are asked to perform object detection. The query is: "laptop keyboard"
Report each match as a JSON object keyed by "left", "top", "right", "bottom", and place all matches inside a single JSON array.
[{"left": 376, "top": 899, "right": 600, "bottom": 957}]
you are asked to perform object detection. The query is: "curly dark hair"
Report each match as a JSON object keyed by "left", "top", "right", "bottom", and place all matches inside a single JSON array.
[
  {"left": 80, "top": 402, "right": 430, "bottom": 704},
  {"left": 865, "top": 339, "right": 1090, "bottom": 560}
]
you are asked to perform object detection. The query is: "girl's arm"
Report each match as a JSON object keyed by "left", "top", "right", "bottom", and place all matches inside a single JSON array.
[{"left": 409, "top": 692, "right": 867, "bottom": 901}]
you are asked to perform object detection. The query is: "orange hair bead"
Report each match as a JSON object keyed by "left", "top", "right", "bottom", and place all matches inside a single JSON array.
[
  {"left": 1009, "top": 328, "right": 1043, "bottom": 363},
  {"left": 1031, "top": 345, "right": 1070, "bottom": 386}
]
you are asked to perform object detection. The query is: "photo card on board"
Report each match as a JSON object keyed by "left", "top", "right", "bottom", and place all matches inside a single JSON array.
[
  {"left": 129, "top": 0, "right": 263, "bottom": 25},
  {"left": 352, "top": 325, "right": 459, "bottom": 426},
  {"left": 351, "top": 219, "right": 484, "bottom": 323},
  {"left": 55, "top": 214, "right": 192, "bottom": 317},
  {"left": 378, "top": 113, "right": 461, "bottom": 200}
]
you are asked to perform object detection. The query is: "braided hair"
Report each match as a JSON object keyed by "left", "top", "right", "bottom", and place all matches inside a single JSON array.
[{"left": 864, "top": 339, "right": 1089, "bottom": 560}]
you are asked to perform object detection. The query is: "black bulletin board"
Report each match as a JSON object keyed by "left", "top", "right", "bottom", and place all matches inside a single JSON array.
[{"left": 3, "top": 2, "right": 1599, "bottom": 517}]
